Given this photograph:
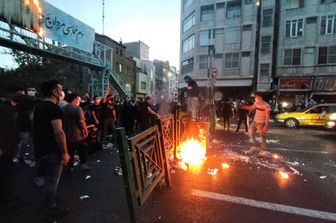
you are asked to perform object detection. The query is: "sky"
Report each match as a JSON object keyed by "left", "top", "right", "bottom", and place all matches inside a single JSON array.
[{"left": 0, "top": 0, "right": 181, "bottom": 70}]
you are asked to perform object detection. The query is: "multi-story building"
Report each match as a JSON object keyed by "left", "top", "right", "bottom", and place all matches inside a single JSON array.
[
  {"left": 180, "top": 0, "right": 336, "bottom": 107},
  {"left": 276, "top": 0, "right": 336, "bottom": 107},
  {"left": 124, "top": 40, "right": 150, "bottom": 60},
  {"left": 95, "top": 34, "right": 137, "bottom": 97},
  {"left": 154, "top": 60, "right": 170, "bottom": 99},
  {"left": 180, "top": 0, "right": 259, "bottom": 98},
  {"left": 133, "top": 58, "right": 156, "bottom": 99}
]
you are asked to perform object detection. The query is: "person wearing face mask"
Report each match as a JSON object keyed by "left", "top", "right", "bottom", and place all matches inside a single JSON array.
[
  {"left": 62, "top": 93, "right": 89, "bottom": 172},
  {"left": 32, "top": 79, "right": 70, "bottom": 217}
]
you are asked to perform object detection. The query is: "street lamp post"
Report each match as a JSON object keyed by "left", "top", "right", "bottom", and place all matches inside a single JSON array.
[{"left": 208, "top": 45, "right": 216, "bottom": 133}]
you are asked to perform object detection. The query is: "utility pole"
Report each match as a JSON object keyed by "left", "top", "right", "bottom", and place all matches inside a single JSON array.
[
  {"left": 102, "top": 0, "right": 105, "bottom": 34},
  {"left": 208, "top": 45, "right": 216, "bottom": 133}
]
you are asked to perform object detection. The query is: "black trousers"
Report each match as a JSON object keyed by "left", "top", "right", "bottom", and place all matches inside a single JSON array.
[{"left": 236, "top": 116, "right": 248, "bottom": 132}]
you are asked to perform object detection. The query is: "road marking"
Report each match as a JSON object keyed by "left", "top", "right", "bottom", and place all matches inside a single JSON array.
[
  {"left": 269, "top": 148, "right": 329, "bottom": 154},
  {"left": 191, "top": 189, "right": 336, "bottom": 221}
]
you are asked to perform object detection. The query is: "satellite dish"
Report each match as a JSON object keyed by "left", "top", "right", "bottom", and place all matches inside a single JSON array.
[{"left": 214, "top": 91, "right": 223, "bottom": 101}]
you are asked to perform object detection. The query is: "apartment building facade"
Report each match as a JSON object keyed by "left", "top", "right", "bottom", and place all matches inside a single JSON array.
[
  {"left": 95, "top": 33, "right": 137, "bottom": 97},
  {"left": 276, "top": 0, "right": 336, "bottom": 106},
  {"left": 180, "top": 0, "right": 336, "bottom": 106},
  {"left": 180, "top": 0, "right": 259, "bottom": 98}
]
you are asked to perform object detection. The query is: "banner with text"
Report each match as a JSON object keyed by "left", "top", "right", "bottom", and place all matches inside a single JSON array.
[{"left": 40, "top": 0, "right": 95, "bottom": 53}]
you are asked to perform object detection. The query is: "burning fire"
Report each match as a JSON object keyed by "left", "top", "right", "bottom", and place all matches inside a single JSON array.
[
  {"left": 279, "top": 170, "right": 289, "bottom": 179},
  {"left": 221, "top": 163, "right": 230, "bottom": 169},
  {"left": 177, "top": 138, "right": 206, "bottom": 166},
  {"left": 176, "top": 129, "right": 207, "bottom": 170}
]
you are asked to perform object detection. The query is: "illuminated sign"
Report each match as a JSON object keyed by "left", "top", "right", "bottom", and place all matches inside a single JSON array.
[
  {"left": 279, "top": 77, "right": 313, "bottom": 91},
  {"left": 0, "top": 0, "right": 95, "bottom": 53}
]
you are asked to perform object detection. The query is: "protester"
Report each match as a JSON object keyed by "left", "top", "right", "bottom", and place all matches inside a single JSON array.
[
  {"left": 0, "top": 97, "right": 20, "bottom": 210},
  {"left": 222, "top": 99, "right": 233, "bottom": 131},
  {"left": 235, "top": 99, "right": 249, "bottom": 133},
  {"left": 62, "top": 93, "right": 89, "bottom": 171},
  {"left": 32, "top": 79, "right": 70, "bottom": 217},
  {"left": 139, "top": 96, "right": 159, "bottom": 131},
  {"left": 242, "top": 93, "right": 270, "bottom": 153},
  {"left": 101, "top": 91, "right": 117, "bottom": 141},
  {"left": 184, "top": 75, "right": 200, "bottom": 120}
]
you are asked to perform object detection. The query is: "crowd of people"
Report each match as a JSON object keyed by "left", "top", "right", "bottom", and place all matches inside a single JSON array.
[
  {"left": 0, "top": 76, "right": 274, "bottom": 218},
  {"left": 0, "top": 79, "right": 175, "bottom": 217}
]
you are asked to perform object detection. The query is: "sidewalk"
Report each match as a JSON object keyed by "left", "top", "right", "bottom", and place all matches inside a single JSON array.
[{"left": 1, "top": 145, "right": 131, "bottom": 223}]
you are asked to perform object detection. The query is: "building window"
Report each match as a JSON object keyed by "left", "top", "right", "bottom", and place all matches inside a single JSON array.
[
  {"left": 260, "top": 64, "right": 270, "bottom": 76},
  {"left": 306, "top": 16, "right": 317, "bottom": 24},
  {"left": 225, "top": 53, "right": 239, "bottom": 68},
  {"left": 125, "top": 84, "right": 131, "bottom": 95},
  {"left": 321, "top": 0, "right": 336, "bottom": 3},
  {"left": 285, "top": 19, "right": 303, "bottom": 37},
  {"left": 182, "top": 57, "right": 194, "bottom": 73},
  {"left": 182, "top": 35, "right": 195, "bottom": 53},
  {"left": 284, "top": 49, "right": 301, "bottom": 65},
  {"left": 199, "top": 55, "right": 209, "bottom": 69},
  {"left": 243, "top": 24, "right": 252, "bottom": 31},
  {"left": 118, "top": 63, "right": 122, "bottom": 72},
  {"left": 140, "top": 82, "right": 146, "bottom": 90},
  {"left": 183, "top": 0, "right": 194, "bottom": 11},
  {"left": 200, "top": 30, "right": 214, "bottom": 46},
  {"left": 201, "top": 5, "right": 214, "bottom": 22},
  {"left": 126, "top": 66, "right": 130, "bottom": 75},
  {"left": 244, "top": 0, "right": 252, "bottom": 4},
  {"left": 227, "top": 2, "right": 241, "bottom": 18},
  {"left": 318, "top": 46, "right": 336, "bottom": 64},
  {"left": 262, "top": 9, "right": 273, "bottom": 27},
  {"left": 216, "top": 2, "right": 225, "bottom": 9},
  {"left": 242, "top": 52, "right": 251, "bottom": 57},
  {"left": 286, "top": 0, "right": 304, "bottom": 9},
  {"left": 224, "top": 27, "right": 241, "bottom": 44},
  {"left": 261, "top": 36, "right": 271, "bottom": 54},
  {"left": 183, "top": 12, "right": 195, "bottom": 32},
  {"left": 320, "top": 15, "right": 336, "bottom": 35}
]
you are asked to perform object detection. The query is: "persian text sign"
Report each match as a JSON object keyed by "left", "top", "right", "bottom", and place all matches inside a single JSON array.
[
  {"left": 279, "top": 77, "right": 313, "bottom": 91},
  {"left": 313, "top": 77, "right": 336, "bottom": 91},
  {"left": 40, "top": 0, "right": 94, "bottom": 52}
]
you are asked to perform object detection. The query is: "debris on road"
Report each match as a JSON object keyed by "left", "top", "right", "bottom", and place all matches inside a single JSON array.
[
  {"left": 289, "top": 167, "right": 301, "bottom": 175},
  {"left": 211, "top": 139, "right": 221, "bottom": 144},
  {"left": 207, "top": 168, "right": 219, "bottom": 175},
  {"left": 85, "top": 175, "right": 91, "bottom": 180},
  {"left": 115, "top": 166, "right": 123, "bottom": 176},
  {"left": 320, "top": 176, "right": 327, "bottom": 179},
  {"left": 79, "top": 195, "right": 90, "bottom": 201},
  {"left": 96, "top": 160, "right": 101, "bottom": 163}
]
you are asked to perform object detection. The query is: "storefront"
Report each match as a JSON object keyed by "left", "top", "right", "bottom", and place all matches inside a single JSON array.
[
  {"left": 277, "top": 77, "right": 314, "bottom": 111},
  {"left": 311, "top": 77, "right": 336, "bottom": 103}
]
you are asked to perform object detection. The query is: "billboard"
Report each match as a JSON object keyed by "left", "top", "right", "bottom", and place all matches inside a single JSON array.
[
  {"left": 0, "top": 0, "right": 95, "bottom": 53},
  {"left": 40, "top": 1, "right": 95, "bottom": 53}
]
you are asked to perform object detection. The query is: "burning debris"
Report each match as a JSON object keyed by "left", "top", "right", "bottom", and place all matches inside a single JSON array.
[{"left": 176, "top": 128, "right": 207, "bottom": 170}]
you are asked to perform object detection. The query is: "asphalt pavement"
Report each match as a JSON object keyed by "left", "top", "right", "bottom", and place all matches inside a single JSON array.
[{"left": 1, "top": 124, "right": 336, "bottom": 223}]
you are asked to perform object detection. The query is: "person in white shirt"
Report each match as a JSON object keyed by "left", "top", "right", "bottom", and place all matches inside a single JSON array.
[{"left": 242, "top": 93, "right": 270, "bottom": 152}]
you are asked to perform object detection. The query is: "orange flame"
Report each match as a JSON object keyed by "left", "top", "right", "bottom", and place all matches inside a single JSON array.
[
  {"left": 279, "top": 170, "right": 289, "bottom": 179},
  {"left": 221, "top": 163, "right": 230, "bottom": 169},
  {"left": 177, "top": 138, "right": 206, "bottom": 166},
  {"left": 38, "top": 27, "right": 44, "bottom": 36}
]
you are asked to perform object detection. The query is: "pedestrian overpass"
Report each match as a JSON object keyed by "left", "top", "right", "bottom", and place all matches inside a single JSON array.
[{"left": 0, "top": 19, "right": 128, "bottom": 97}]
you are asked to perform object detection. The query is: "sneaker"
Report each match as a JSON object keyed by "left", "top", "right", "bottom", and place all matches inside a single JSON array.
[
  {"left": 33, "top": 177, "right": 45, "bottom": 187},
  {"left": 79, "top": 163, "right": 90, "bottom": 171},
  {"left": 40, "top": 205, "right": 69, "bottom": 217}
]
